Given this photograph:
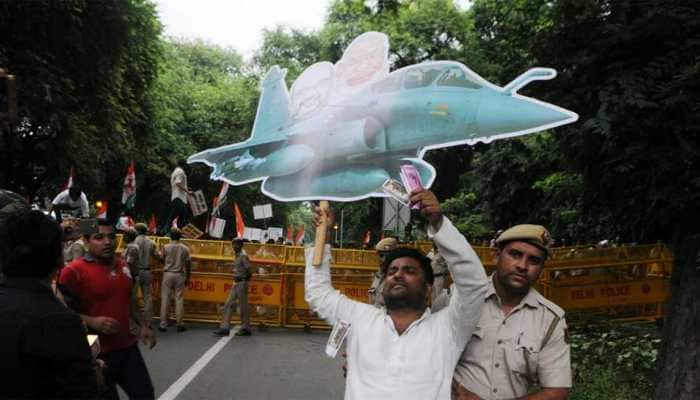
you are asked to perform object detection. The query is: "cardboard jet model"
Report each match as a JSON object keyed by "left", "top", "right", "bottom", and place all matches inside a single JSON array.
[{"left": 189, "top": 32, "right": 578, "bottom": 202}]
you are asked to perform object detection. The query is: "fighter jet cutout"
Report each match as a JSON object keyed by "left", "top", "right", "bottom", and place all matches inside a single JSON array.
[{"left": 188, "top": 32, "right": 578, "bottom": 202}]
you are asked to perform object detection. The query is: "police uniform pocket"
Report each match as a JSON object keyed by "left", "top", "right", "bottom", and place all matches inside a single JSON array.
[{"left": 509, "top": 334, "right": 540, "bottom": 386}]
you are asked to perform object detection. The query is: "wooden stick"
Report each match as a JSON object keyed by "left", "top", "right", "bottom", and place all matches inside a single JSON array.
[{"left": 312, "top": 200, "right": 330, "bottom": 266}]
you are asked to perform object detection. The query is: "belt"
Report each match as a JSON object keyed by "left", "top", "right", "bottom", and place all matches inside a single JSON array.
[
  {"left": 433, "top": 272, "right": 449, "bottom": 277},
  {"left": 233, "top": 277, "right": 250, "bottom": 282}
]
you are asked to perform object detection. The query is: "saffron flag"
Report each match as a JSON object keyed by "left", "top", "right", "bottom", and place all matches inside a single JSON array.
[
  {"left": 295, "top": 224, "right": 305, "bottom": 245},
  {"left": 148, "top": 214, "right": 157, "bottom": 234},
  {"left": 64, "top": 167, "right": 74, "bottom": 190},
  {"left": 96, "top": 201, "right": 108, "bottom": 219},
  {"left": 363, "top": 230, "right": 371, "bottom": 245},
  {"left": 234, "top": 203, "right": 245, "bottom": 239},
  {"left": 121, "top": 161, "right": 136, "bottom": 208}
]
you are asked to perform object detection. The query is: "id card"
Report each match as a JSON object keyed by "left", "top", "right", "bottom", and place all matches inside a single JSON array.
[{"left": 325, "top": 319, "right": 350, "bottom": 358}]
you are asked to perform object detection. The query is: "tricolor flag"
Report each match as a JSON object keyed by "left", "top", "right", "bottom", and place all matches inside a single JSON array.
[
  {"left": 121, "top": 161, "right": 136, "bottom": 209},
  {"left": 64, "top": 167, "right": 74, "bottom": 190},
  {"left": 363, "top": 230, "right": 371, "bottom": 245},
  {"left": 234, "top": 203, "right": 245, "bottom": 239},
  {"left": 286, "top": 225, "right": 294, "bottom": 243},
  {"left": 207, "top": 182, "right": 229, "bottom": 234},
  {"left": 295, "top": 225, "right": 305, "bottom": 245},
  {"left": 96, "top": 201, "right": 108, "bottom": 219},
  {"left": 148, "top": 214, "right": 157, "bottom": 234}
]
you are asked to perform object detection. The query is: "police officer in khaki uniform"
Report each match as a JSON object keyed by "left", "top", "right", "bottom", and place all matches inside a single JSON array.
[
  {"left": 158, "top": 228, "right": 191, "bottom": 332},
  {"left": 213, "top": 238, "right": 252, "bottom": 336},
  {"left": 367, "top": 237, "right": 398, "bottom": 307},
  {"left": 134, "top": 223, "right": 157, "bottom": 325},
  {"left": 452, "top": 224, "right": 571, "bottom": 400}
]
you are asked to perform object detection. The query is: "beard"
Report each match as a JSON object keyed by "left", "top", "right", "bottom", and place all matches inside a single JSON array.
[{"left": 383, "top": 283, "right": 428, "bottom": 311}]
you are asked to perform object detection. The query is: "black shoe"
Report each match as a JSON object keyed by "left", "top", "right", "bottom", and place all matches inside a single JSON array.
[
  {"left": 235, "top": 329, "right": 252, "bottom": 336},
  {"left": 177, "top": 326, "right": 187, "bottom": 333},
  {"left": 212, "top": 328, "right": 230, "bottom": 337},
  {"left": 157, "top": 326, "right": 167, "bottom": 332}
]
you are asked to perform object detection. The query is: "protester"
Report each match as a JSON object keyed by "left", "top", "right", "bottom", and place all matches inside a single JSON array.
[
  {"left": 134, "top": 222, "right": 157, "bottom": 325},
  {"left": 367, "top": 236, "right": 398, "bottom": 307},
  {"left": 450, "top": 224, "right": 571, "bottom": 400},
  {"left": 160, "top": 160, "right": 191, "bottom": 234},
  {"left": 158, "top": 228, "right": 191, "bottom": 332},
  {"left": 305, "top": 189, "right": 488, "bottom": 399},
  {"left": 0, "top": 210, "right": 98, "bottom": 398},
  {"left": 213, "top": 238, "right": 252, "bottom": 336},
  {"left": 48, "top": 186, "right": 89, "bottom": 223},
  {"left": 59, "top": 219, "right": 157, "bottom": 400}
]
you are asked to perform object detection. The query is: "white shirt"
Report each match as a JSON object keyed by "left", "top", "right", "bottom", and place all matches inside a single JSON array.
[
  {"left": 170, "top": 167, "right": 188, "bottom": 202},
  {"left": 305, "top": 217, "right": 488, "bottom": 400},
  {"left": 51, "top": 189, "right": 89, "bottom": 217}
]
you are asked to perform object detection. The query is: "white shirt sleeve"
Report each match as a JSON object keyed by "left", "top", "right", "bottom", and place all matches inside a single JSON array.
[
  {"left": 304, "top": 245, "right": 371, "bottom": 325},
  {"left": 80, "top": 193, "right": 89, "bottom": 217},
  {"left": 51, "top": 190, "right": 68, "bottom": 205},
  {"left": 428, "top": 216, "right": 488, "bottom": 348}
]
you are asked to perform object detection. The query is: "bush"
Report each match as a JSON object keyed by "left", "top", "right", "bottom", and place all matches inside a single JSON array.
[{"left": 569, "top": 322, "right": 661, "bottom": 400}]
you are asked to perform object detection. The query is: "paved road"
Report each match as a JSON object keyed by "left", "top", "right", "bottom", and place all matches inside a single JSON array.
[{"left": 130, "top": 323, "right": 345, "bottom": 400}]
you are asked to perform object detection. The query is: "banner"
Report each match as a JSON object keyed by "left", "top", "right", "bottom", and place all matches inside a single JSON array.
[
  {"left": 188, "top": 190, "right": 208, "bottom": 217},
  {"left": 234, "top": 203, "right": 245, "bottom": 238}
]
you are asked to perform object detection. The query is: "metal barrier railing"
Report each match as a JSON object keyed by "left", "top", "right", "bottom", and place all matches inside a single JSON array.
[{"left": 115, "top": 236, "right": 672, "bottom": 328}]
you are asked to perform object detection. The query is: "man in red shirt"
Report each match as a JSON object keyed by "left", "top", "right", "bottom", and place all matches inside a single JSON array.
[{"left": 60, "top": 219, "right": 157, "bottom": 399}]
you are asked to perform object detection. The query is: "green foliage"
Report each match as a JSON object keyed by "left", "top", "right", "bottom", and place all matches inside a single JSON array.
[{"left": 569, "top": 323, "right": 660, "bottom": 400}]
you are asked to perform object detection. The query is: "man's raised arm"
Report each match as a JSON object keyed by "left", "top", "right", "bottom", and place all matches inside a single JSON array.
[
  {"left": 304, "top": 205, "right": 369, "bottom": 325},
  {"left": 410, "top": 190, "right": 488, "bottom": 348}
]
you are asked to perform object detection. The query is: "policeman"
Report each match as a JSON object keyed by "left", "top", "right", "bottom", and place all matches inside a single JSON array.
[
  {"left": 452, "top": 224, "right": 571, "bottom": 400},
  {"left": 367, "top": 237, "right": 398, "bottom": 307},
  {"left": 213, "top": 238, "right": 252, "bottom": 336},
  {"left": 158, "top": 228, "right": 191, "bottom": 332},
  {"left": 134, "top": 222, "right": 157, "bottom": 325},
  {"left": 427, "top": 241, "right": 449, "bottom": 303}
]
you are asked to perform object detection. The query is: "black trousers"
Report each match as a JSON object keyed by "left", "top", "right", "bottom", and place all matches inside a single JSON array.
[
  {"left": 100, "top": 343, "right": 154, "bottom": 400},
  {"left": 161, "top": 197, "right": 188, "bottom": 233}
]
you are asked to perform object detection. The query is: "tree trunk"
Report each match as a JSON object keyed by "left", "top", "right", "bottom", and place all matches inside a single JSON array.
[{"left": 654, "top": 234, "right": 700, "bottom": 399}]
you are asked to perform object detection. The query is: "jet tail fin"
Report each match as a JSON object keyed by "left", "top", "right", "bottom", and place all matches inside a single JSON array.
[{"left": 250, "top": 66, "right": 290, "bottom": 141}]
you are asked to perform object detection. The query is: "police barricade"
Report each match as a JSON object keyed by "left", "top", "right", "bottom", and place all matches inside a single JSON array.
[{"left": 116, "top": 236, "right": 672, "bottom": 328}]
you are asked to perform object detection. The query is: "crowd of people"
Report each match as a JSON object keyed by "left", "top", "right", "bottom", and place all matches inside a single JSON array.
[{"left": 0, "top": 183, "right": 572, "bottom": 399}]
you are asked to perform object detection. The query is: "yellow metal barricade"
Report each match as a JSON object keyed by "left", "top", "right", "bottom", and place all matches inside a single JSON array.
[{"left": 115, "top": 235, "right": 673, "bottom": 328}]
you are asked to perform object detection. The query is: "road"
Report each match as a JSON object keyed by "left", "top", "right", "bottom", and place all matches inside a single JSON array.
[{"left": 129, "top": 323, "right": 345, "bottom": 400}]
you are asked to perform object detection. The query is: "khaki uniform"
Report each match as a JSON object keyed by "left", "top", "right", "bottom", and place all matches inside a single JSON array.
[
  {"left": 63, "top": 239, "right": 86, "bottom": 264},
  {"left": 453, "top": 276, "right": 571, "bottom": 400},
  {"left": 159, "top": 240, "right": 190, "bottom": 328},
  {"left": 134, "top": 234, "right": 157, "bottom": 323},
  {"left": 429, "top": 250, "right": 449, "bottom": 303},
  {"left": 220, "top": 250, "right": 251, "bottom": 330}
]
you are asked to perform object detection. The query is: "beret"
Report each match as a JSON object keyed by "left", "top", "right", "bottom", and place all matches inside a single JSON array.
[
  {"left": 375, "top": 237, "right": 398, "bottom": 252},
  {"left": 496, "top": 224, "right": 550, "bottom": 256}
]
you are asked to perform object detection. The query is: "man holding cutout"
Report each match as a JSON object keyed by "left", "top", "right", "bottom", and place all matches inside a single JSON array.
[{"left": 305, "top": 189, "right": 488, "bottom": 399}]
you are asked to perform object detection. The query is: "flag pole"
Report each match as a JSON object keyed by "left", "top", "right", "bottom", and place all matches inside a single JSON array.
[{"left": 312, "top": 201, "right": 330, "bottom": 266}]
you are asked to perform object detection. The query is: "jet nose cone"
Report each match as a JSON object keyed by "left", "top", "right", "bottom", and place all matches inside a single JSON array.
[{"left": 476, "top": 94, "right": 577, "bottom": 137}]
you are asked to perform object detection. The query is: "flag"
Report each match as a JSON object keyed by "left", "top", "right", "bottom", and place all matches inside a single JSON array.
[
  {"left": 208, "top": 182, "right": 230, "bottom": 234},
  {"left": 172, "top": 217, "right": 179, "bottom": 230},
  {"left": 234, "top": 203, "right": 245, "bottom": 238},
  {"left": 295, "top": 224, "right": 305, "bottom": 245},
  {"left": 211, "top": 182, "right": 229, "bottom": 216},
  {"left": 96, "top": 201, "right": 108, "bottom": 219},
  {"left": 363, "top": 230, "right": 371, "bottom": 245},
  {"left": 286, "top": 225, "right": 294, "bottom": 243},
  {"left": 64, "top": 167, "right": 74, "bottom": 190},
  {"left": 148, "top": 214, "right": 157, "bottom": 234},
  {"left": 121, "top": 161, "right": 136, "bottom": 208}
]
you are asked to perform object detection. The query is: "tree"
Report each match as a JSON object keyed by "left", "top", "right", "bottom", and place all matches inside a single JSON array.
[{"left": 0, "top": 0, "right": 162, "bottom": 210}]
